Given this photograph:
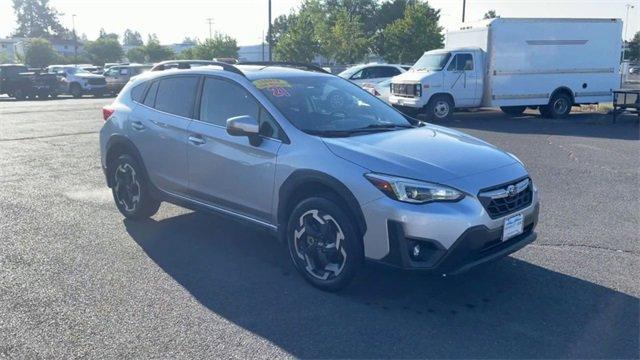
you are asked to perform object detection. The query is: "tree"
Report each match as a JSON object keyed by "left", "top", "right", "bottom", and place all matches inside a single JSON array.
[
  {"left": 24, "top": 38, "right": 57, "bottom": 67},
  {"left": 324, "top": 11, "right": 369, "bottom": 64},
  {"left": 123, "top": 29, "right": 143, "bottom": 46},
  {"left": 144, "top": 34, "right": 174, "bottom": 62},
  {"left": 186, "top": 33, "right": 239, "bottom": 60},
  {"left": 182, "top": 37, "right": 198, "bottom": 45},
  {"left": 483, "top": 10, "right": 497, "bottom": 19},
  {"left": 0, "top": 52, "right": 11, "bottom": 64},
  {"left": 378, "top": 2, "right": 443, "bottom": 63},
  {"left": 274, "top": 10, "right": 321, "bottom": 63},
  {"left": 627, "top": 31, "right": 640, "bottom": 62},
  {"left": 98, "top": 28, "right": 119, "bottom": 41},
  {"left": 84, "top": 38, "right": 124, "bottom": 66},
  {"left": 126, "top": 47, "right": 147, "bottom": 63},
  {"left": 269, "top": 13, "right": 298, "bottom": 47},
  {"left": 12, "top": 0, "right": 67, "bottom": 39}
]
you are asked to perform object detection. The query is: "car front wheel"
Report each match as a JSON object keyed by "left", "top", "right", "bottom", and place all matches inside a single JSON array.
[
  {"left": 426, "top": 95, "right": 453, "bottom": 121},
  {"left": 287, "top": 196, "right": 363, "bottom": 291}
]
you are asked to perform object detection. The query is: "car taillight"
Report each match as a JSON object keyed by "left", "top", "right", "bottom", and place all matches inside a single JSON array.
[{"left": 102, "top": 106, "right": 114, "bottom": 121}]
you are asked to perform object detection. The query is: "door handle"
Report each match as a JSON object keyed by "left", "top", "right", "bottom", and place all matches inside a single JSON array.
[
  {"left": 131, "top": 121, "right": 145, "bottom": 131},
  {"left": 188, "top": 134, "right": 206, "bottom": 145}
]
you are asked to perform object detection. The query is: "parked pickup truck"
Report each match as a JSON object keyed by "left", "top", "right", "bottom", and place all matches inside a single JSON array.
[
  {"left": 47, "top": 65, "right": 108, "bottom": 98},
  {"left": 0, "top": 64, "right": 58, "bottom": 100},
  {"left": 389, "top": 18, "right": 623, "bottom": 120}
]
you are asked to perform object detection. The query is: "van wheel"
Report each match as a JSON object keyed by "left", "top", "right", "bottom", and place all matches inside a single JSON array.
[
  {"left": 500, "top": 106, "right": 526, "bottom": 116},
  {"left": 70, "top": 83, "right": 82, "bottom": 98},
  {"left": 287, "top": 195, "right": 363, "bottom": 292},
  {"left": 426, "top": 95, "right": 453, "bottom": 121},
  {"left": 542, "top": 93, "right": 572, "bottom": 119},
  {"left": 110, "top": 154, "right": 160, "bottom": 220}
]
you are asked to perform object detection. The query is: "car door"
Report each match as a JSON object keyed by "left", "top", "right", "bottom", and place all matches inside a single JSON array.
[
  {"left": 130, "top": 75, "right": 199, "bottom": 194},
  {"left": 186, "top": 76, "right": 283, "bottom": 223},
  {"left": 104, "top": 67, "right": 119, "bottom": 91},
  {"left": 443, "top": 53, "right": 478, "bottom": 107}
]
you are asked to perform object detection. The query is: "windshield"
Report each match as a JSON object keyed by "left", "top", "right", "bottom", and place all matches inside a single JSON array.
[
  {"left": 412, "top": 52, "right": 451, "bottom": 72},
  {"left": 254, "top": 76, "right": 413, "bottom": 137},
  {"left": 66, "top": 67, "right": 90, "bottom": 75},
  {"left": 338, "top": 66, "right": 364, "bottom": 79}
]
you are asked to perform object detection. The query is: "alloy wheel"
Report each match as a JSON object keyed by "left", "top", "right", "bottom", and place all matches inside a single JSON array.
[
  {"left": 114, "top": 163, "right": 141, "bottom": 212},
  {"left": 293, "top": 209, "right": 347, "bottom": 281}
]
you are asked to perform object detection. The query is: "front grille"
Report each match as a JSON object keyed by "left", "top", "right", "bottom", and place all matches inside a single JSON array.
[
  {"left": 88, "top": 78, "right": 106, "bottom": 86},
  {"left": 478, "top": 178, "right": 533, "bottom": 219},
  {"left": 391, "top": 83, "right": 418, "bottom": 97}
]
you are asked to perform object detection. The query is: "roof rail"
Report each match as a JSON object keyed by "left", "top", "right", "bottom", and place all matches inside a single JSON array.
[
  {"left": 154, "top": 60, "right": 245, "bottom": 77},
  {"left": 237, "top": 61, "right": 329, "bottom": 74},
  {"left": 194, "top": 61, "right": 246, "bottom": 77}
]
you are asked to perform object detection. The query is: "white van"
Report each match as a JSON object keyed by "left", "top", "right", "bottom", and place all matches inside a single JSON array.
[{"left": 389, "top": 18, "right": 623, "bottom": 120}]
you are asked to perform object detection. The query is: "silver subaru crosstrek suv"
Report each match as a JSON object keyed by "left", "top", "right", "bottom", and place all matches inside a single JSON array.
[{"left": 100, "top": 62, "right": 539, "bottom": 291}]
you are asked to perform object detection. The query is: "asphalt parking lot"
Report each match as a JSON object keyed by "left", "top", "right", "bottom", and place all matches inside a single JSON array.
[{"left": 1, "top": 97, "right": 638, "bottom": 359}]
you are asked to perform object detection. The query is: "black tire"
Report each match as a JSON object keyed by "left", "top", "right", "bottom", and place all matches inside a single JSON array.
[
  {"left": 49, "top": 92, "right": 58, "bottom": 99},
  {"left": 543, "top": 92, "right": 572, "bottom": 119},
  {"left": 13, "top": 89, "right": 26, "bottom": 101},
  {"left": 500, "top": 106, "right": 527, "bottom": 116},
  {"left": 70, "top": 83, "right": 82, "bottom": 98},
  {"left": 110, "top": 154, "right": 160, "bottom": 220},
  {"left": 286, "top": 195, "right": 363, "bottom": 292},
  {"left": 425, "top": 94, "right": 454, "bottom": 121}
]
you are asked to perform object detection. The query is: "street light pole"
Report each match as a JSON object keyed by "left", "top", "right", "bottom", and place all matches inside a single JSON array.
[
  {"left": 462, "top": 0, "right": 466, "bottom": 22},
  {"left": 206, "top": 18, "right": 214, "bottom": 40},
  {"left": 622, "top": 4, "right": 635, "bottom": 62},
  {"left": 268, "top": 0, "right": 272, "bottom": 61},
  {"left": 72, "top": 14, "right": 77, "bottom": 64}
]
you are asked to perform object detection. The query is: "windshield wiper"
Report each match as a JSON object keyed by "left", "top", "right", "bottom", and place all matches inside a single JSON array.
[{"left": 348, "top": 123, "right": 414, "bottom": 133}]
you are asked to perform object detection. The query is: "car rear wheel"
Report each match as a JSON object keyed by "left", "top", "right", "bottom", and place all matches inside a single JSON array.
[
  {"left": 287, "top": 195, "right": 363, "bottom": 292},
  {"left": 540, "top": 93, "right": 572, "bottom": 119},
  {"left": 111, "top": 154, "right": 160, "bottom": 220},
  {"left": 500, "top": 106, "right": 527, "bottom": 116},
  {"left": 426, "top": 95, "right": 453, "bottom": 121},
  {"left": 13, "top": 89, "right": 26, "bottom": 101}
]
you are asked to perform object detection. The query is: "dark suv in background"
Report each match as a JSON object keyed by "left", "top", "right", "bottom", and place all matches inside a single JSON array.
[
  {"left": 0, "top": 64, "right": 58, "bottom": 100},
  {"left": 103, "top": 64, "right": 152, "bottom": 94}
]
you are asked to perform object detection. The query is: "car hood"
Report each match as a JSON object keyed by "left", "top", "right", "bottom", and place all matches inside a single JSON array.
[
  {"left": 391, "top": 70, "right": 439, "bottom": 83},
  {"left": 322, "top": 125, "right": 519, "bottom": 183},
  {"left": 75, "top": 73, "right": 104, "bottom": 79}
]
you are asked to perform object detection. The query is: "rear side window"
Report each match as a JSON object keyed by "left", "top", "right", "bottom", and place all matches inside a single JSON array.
[
  {"left": 130, "top": 82, "right": 147, "bottom": 103},
  {"left": 143, "top": 81, "right": 159, "bottom": 107},
  {"left": 378, "top": 66, "right": 401, "bottom": 77},
  {"left": 154, "top": 76, "right": 199, "bottom": 118}
]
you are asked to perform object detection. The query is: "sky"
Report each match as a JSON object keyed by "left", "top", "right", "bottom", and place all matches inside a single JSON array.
[{"left": 0, "top": 0, "right": 638, "bottom": 45}]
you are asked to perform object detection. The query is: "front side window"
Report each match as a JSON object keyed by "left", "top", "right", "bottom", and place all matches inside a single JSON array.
[
  {"left": 119, "top": 68, "right": 130, "bottom": 76},
  {"left": 254, "top": 76, "right": 413, "bottom": 137},
  {"left": 199, "top": 77, "right": 280, "bottom": 138},
  {"left": 447, "top": 54, "right": 474, "bottom": 71},
  {"left": 154, "top": 76, "right": 199, "bottom": 118}
]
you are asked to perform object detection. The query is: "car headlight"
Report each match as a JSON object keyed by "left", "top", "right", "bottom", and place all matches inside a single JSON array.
[{"left": 365, "top": 173, "right": 464, "bottom": 204}]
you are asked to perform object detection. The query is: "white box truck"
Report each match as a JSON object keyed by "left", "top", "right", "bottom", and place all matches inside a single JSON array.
[{"left": 388, "top": 18, "right": 623, "bottom": 120}]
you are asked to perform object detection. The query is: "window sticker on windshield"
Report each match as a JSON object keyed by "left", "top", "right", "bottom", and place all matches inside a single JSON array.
[{"left": 253, "top": 79, "right": 291, "bottom": 89}]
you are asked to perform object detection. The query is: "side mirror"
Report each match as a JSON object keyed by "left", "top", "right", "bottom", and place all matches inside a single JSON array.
[{"left": 226, "top": 115, "right": 261, "bottom": 146}]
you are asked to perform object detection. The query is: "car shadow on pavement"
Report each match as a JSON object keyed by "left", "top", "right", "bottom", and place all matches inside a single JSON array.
[
  {"left": 124, "top": 211, "right": 639, "bottom": 359},
  {"left": 425, "top": 110, "right": 639, "bottom": 141}
]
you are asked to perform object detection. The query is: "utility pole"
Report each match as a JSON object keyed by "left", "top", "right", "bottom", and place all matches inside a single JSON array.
[
  {"left": 462, "top": 0, "right": 466, "bottom": 22},
  {"left": 262, "top": 30, "right": 265, "bottom": 61},
  {"left": 72, "top": 14, "right": 77, "bottom": 64},
  {"left": 622, "top": 4, "right": 635, "bottom": 62},
  {"left": 206, "top": 18, "right": 214, "bottom": 40},
  {"left": 268, "top": 0, "right": 272, "bottom": 61}
]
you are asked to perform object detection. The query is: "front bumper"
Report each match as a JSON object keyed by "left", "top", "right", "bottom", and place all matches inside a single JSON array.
[
  {"left": 382, "top": 203, "right": 538, "bottom": 274},
  {"left": 82, "top": 84, "right": 107, "bottom": 94},
  {"left": 388, "top": 95, "right": 424, "bottom": 108}
]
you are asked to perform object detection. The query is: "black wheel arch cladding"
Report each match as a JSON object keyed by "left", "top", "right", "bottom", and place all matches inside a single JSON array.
[{"left": 278, "top": 169, "right": 367, "bottom": 240}]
